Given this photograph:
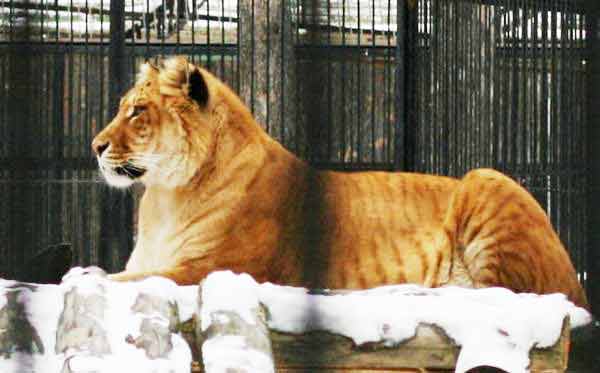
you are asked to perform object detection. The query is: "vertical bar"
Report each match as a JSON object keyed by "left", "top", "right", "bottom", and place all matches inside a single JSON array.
[
  {"left": 39, "top": 52, "right": 48, "bottom": 252},
  {"left": 484, "top": 3, "right": 491, "bottom": 166},
  {"left": 370, "top": 0, "right": 375, "bottom": 165},
  {"left": 477, "top": 1, "right": 484, "bottom": 167},
  {"left": 428, "top": 0, "right": 434, "bottom": 171},
  {"left": 146, "top": 0, "right": 151, "bottom": 58},
  {"left": 341, "top": 0, "right": 347, "bottom": 162},
  {"left": 577, "top": 7, "right": 585, "bottom": 284},
  {"left": 385, "top": 0, "right": 392, "bottom": 165},
  {"left": 541, "top": 0, "right": 548, "bottom": 174},
  {"left": 294, "top": 0, "right": 300, "bottom": 154},
  {"left": 175, "top": 0, "right": 180, "bottom": 51},
  {"left": 222, "top": 0, "right": 226, "bottom": 76},
  {"left": 442, "top": 1, "right": 450, "bottom": 174},
  {"left": 564, "top": 1, "right": 573, "bottom": 263},
  {"left": 327, "top": 0, "right": 332, "bottom": 161},
  {"left": 50, "top": 53, "right": 64, "bottom": 262},
  {"left": 464, "top": 1, "right": 471, "bottom": 171},
  {"left": 103, "top": 0, "right": 133, "bottom": 271},
  {"left": 83, "top": 29, "right": 91, "bottom": 266},
  {"left": 251, "top": 0, "right": 255, "bottom": 113},
  {"left": 432, "top": 0, "right": 439, "bottom": 171},
  {"left": 522, "top": 0, "right": 528, "bottom": 177},
  {"left": 40, "top": 0, "right": 44, "bottom": 42},
  {"left": 357, "top": 0, "right": 362, "bottom": 163},
  {"left": 266, "top": 0, "right": 270, "bottom": 132},
  {"left": 511, "top": 0, "right": 519, "bottom": 173},
  {"left": 54, "top": 0, "right": 58, "bottom": 41},
  {"left": 280, "top": 0, "right": 286, "bottom": 147},
  {"left": 557, "top": 0, "right": 564, "bottom": 256},
  {"left": 207, "top": 0, "right": 212, "bottom": 69},
  {"left": 405, "top": 0, "right": 416, "bottom": 171},
  {"left": 586, "top": 0, "right": 600, "bottom": 314},
  {"left": 450, "top": 1, "right": 457, "bottom": 175},
  {"left": 503, "top": 1, "right": 511, "bottom": 170},
  {"left": 550, "top": 0, "right": 559, "bottom": 228},
  {"left": 305, "top": 0, "right": 323, "bottom": 162},
  {"left": 236, "top": 0, "right": 240, "bottom": 91},
  {"left": 458, "top": 2, "right": 464, "bottom": 172},
  {"left": 532, "top": 0, "right": 539, "bottom": 175},
  {"left": 492, "top": 4, "right": 500, "bottom": 168},
  {"left": 394, "top": 0, "right": 406, "bottom": 170},
  {"left": 161, "top": 0, "right": 166, "bottom": 48},
  {"left": 109, "top": 0, "right": 126, "bottom": 116},
  {"left": 7, "top": 27, "right": 33, "bottom": 272}
]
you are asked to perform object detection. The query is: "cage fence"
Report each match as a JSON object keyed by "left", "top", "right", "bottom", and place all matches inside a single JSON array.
[{"left": 0, "top": 0, "right": 598, "bottom": 311}]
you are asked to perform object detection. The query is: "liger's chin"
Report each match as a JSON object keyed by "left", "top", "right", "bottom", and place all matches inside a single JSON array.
[
  {"left": 98, "top": 162, "right": 146, "bottom": 189},
  {"left": 101, "top": 170, "right": 136, "bottom": 188}
]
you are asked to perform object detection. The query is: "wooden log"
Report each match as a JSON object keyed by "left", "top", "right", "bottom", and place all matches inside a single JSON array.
[
  {"left": 0, "top": 272, "right": 575, "bottom": 373},
  {"left": 56, "top": 268, "right": 190, "bottom": 373},
  {"left": 0, "top": 284, "right": 45, "bottom": 358},
  {"left": 271, "top": 318, "right": 570, "bottom": 372},
  {"left": 127, "top": 291, "right": 180, "bottom": 359},
  {"left": 55, "top": 272, "right": 111, "bottom": 357},
  {"left": 182, "top": 311, "right": 570, "bottom": 373}
]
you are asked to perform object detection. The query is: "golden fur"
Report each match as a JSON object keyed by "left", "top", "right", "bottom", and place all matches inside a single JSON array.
[{"left": 91, "top": 57, "right": 588, "bottom": 309}]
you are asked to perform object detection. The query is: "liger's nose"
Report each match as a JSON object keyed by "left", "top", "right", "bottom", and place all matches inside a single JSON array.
[{"left": 92, "top": 140, "right": 109, "bottom": 156}]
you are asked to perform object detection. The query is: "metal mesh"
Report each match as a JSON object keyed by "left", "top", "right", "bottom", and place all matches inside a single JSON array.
[{"left": 412, "top": 0, "right": 590, "bottom": 294}]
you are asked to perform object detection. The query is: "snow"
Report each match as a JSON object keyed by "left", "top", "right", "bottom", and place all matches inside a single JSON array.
[
  {"left": 0, "top": 268, "right": 192, "bottom": 373},
  {"left": 0, "top": 282, "right": 65, "bottom": 373},
  {"left": 0, "top": 269, "right": 591, "bottom": 373},
  {"left": 200, "top": 271, "right": 260, "bottom": 331},
  {"left": 174, "top": 284, "right": 199, "bottom": 322},
  {"left": 59, "top": 271, "right": 192, "bottom": 373},
  {"left": 203, "top": 271, "right": 592, "bottom": 373},
  {"left": 202, "top": 336, "right": 274, "bottom": 373},
  {"left": 200, "top": 271, "right": 275, "bottom": 373}
]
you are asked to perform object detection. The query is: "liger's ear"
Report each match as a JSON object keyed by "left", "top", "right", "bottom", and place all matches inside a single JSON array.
[
  {"left": 188, "top": 67, "right": 209, "bottom": 107},
  {"left": 158, "top": 56, "right": 210, "bottom": 107}
]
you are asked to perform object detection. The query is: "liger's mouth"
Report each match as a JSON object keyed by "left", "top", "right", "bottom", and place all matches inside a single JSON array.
[
  {"left": 100, "top": 164, "right": 146, "bottom": 180},
  {"left": 114, "top": 164, "right": 146, "bottom": 179}
]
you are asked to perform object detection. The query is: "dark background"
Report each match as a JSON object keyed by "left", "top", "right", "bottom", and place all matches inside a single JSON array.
[{"left": 0, "top": 0, "right": 598, "bottom": 323}]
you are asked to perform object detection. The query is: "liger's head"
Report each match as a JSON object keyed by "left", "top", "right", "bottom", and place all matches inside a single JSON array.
[{"left": 91, "top": 56, "right": 224, "bottom": 188}]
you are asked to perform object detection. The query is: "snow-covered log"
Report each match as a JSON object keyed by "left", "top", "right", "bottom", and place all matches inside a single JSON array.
[
  {"left": 0, "top": 269, "right": 590, "bottom": 373},
  {"left": 0, "top": 280, "right": 64, "bottom": 371},
  {"left": 0, "top": 288, "right": 45, "bottom": 357},
  {"left": 197, "top": 272, "right": 275, "bottom": 373},
  {"left": 0, "top": 267, "right": 193, "bottom": 373},
  {"left": 192, "top": 271, "right": 590, "bottom": 373}
]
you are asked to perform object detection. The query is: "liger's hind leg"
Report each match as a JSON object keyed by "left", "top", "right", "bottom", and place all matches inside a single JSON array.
[{"left": 441, "top": 168, "right": 587, "bottom": 309}]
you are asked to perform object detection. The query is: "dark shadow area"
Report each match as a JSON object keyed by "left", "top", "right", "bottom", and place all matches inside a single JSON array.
[
  {"left": 10, "top": 244, "right": 72, "bottom": 284},
  {"left": 568, "top": 322, "right": 600, "bottom": 372},
  {"left": 466, "top": 366, "right": 507, "bottom": 373}
]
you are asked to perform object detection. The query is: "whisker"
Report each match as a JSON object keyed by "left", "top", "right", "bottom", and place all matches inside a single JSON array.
[
  {"left": 126, "top": 164, "right": 146, "bottom": 172},
  {"left": 124, "top": 169, "right": 134, "bottom": 178},
  {"left": 129, "top": 156, "right": 162, "bottom": 164},
  {"left": 129, "top": 152, "right": 162, "bottom": 158}
]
